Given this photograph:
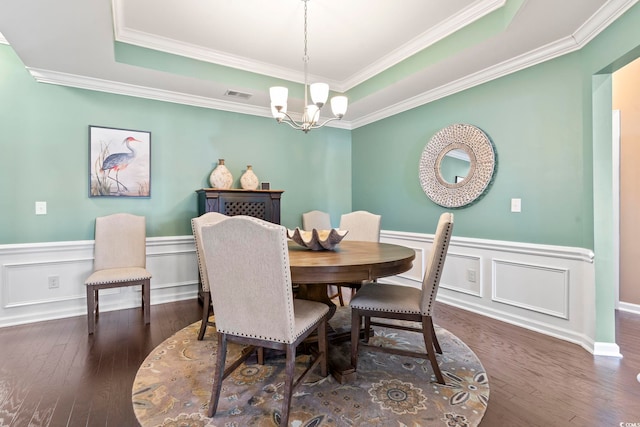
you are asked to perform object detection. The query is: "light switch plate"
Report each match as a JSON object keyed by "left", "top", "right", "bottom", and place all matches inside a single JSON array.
[
  {"left": 511, "top": 198, "right": 521, "bottom": 213},
  {"left": 35, "top": 201, "right": 47, "bottom": 215}
]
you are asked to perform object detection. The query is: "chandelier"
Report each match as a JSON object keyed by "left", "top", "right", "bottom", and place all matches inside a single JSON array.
[{"left": 269, "top": 0, "right": 348, "bottom": 133}]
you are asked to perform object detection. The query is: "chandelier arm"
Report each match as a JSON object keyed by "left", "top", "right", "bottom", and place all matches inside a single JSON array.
[
  {"left": 277, "top": 111, "right": 307, "bottom": 129},
  {"left": 310, "top": 116, "right": 342, "bottom": 129}
]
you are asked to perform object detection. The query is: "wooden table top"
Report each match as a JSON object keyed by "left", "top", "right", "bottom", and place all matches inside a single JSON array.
[{"left": 288, "top": 240, "right": 415, "bottom": 284}]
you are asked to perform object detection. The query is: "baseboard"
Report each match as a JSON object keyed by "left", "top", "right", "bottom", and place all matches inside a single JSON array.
[
  {"left": 593, "top": 342, "right": 623, "bottom": 358},
  {"left": 617, "top": 301, "right": 640, "bottom": 315},
  {"left": 435, "top": 295, "right": 598, "bottom": 354}
]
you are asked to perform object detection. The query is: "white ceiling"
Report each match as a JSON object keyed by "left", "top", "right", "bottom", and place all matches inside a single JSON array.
[{"left": 0, "top": 0, "right": 637, "bottom": 129}]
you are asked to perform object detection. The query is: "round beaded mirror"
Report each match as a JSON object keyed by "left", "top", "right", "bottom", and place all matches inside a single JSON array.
[{"left": 419, "top": 124, "right": 495, "bottom": 208}]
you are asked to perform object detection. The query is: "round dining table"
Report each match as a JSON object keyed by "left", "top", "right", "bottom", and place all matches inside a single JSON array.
[
  {"left": 288, "top": 240, "right": 416, "bottom": 285},
  {"left": 288, "top": 240, "right": 415, "bottom": 311},
  {"left": 287, "top": 240, "right": 416, "bottom": 383}
]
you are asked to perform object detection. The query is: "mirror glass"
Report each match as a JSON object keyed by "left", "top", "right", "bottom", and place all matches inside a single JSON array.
[
  {"left": 419, "top": 124, "right": 495, "bottom": 208},
  {"left": 439, "top": 149, "right": 471, "bottom": 184}
]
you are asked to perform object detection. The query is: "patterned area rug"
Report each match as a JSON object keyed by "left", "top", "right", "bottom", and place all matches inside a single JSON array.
[{"left": 132, "top": 307, "right": 489, "bottom": 426}]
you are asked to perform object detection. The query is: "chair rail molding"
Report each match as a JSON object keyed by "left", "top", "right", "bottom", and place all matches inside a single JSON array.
[{"left": 0, "top": 231, "right": 620, "bottom": 358}]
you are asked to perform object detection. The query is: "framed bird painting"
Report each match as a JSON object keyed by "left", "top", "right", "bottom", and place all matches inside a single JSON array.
[{"left": 89, "top": 125, "right": 151, "bottom": 197}]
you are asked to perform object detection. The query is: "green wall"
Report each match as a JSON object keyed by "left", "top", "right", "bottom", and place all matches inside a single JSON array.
[
  {"left": 352, "top": 54, "right": 592, "bottom": 247},
  {"left": 0, "top": 45, "right": 352, "bottom": 244},
  {"left": 352, "top": 6, "right": 640, "bottom": 250},
  {"left": 351, "top": 4, "right": 640, "bottom": 343}
]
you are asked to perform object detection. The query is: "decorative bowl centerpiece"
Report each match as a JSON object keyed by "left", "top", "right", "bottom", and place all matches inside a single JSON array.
[{"left": 287, "top": 228, "right": 348, "bottom": 251}]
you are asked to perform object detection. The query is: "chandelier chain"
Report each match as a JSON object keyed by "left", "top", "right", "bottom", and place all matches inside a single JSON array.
[
  {"left": 303, "top": 0, "right": 308, "bottom": 62},
  {"left": 303, "top": 0, "right": 309, "bottom": 106}
]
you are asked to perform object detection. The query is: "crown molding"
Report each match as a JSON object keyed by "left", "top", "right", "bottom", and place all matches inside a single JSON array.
[
  {"left": 23, "top": 0, "right": 638, "bottom": 132},
  {"left": 572, "top": 0, "right": 639, "bottom": 45},
  {"left": 111, "top": 0, "right": 505, "bottom": 93},
  {"left": 351, "top": 0, "right": 639, "bottom": 129},
  {"left": 351, "top": 35, "right": 579, "bottom": 129},
  {"left": 113, "top": 27, "right": 339, "bottom": 89},
  {"left": 340, "top": 0, "right": 506, "bottom": 91},
  {"left": 26, "top": 67, "right": 352, "bottom": 130},
  {"left": 0, "top": 32, "right": 8, "bottom": 45}
]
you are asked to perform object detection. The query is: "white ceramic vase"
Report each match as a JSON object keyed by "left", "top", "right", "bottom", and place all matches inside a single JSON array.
[
  {"left": 240, "top": 165, "right": 259, "bottom": 190},
  {"left": 209, "top": 159, "right": 233, "bottom": 189}
]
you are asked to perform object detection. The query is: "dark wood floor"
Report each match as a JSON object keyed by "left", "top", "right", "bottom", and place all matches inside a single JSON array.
[{"left": 0, "top": 299, "right": 638, "bottom": 426}]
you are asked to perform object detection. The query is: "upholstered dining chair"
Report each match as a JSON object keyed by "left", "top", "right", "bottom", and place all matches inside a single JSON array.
[
  {"left": 85, "top": 213, "right": 151, "bottom": 335},
  {"left": 331, "top": 210, "right": 382, "bottom": 305},
  {"left": 339, "top": 210, "right": 381, "bottom": 243},
  {"left": 302, "top": 210, "right": 332, "bottom": 230},
  {"left": 349, "top": 212, "right": 454, "bottom": 385},
  {"left": 302, "top": 210, "right": 340, "bottom": 302},
  {"left": 191, "top": 212, "right": 229, "bottom": 340},
  {"left": 201, "top": 216, "right": 329, "bottom": 425}
]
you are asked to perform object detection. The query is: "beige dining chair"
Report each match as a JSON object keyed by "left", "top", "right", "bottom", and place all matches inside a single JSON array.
[
  {"left": 201, "top": 216, "right": 329, "bottom": 425},
  {"left": 85, "top": 213, "right": 151, "bottom": 334},
  {"left": 302, "top": 210, "right": 332, "bottom": 230},
  {"left": 302, "top": 210, "right": 339, "bottom": 301},
  {"left": 350, "top": 212, "right": 454, "bottom": 385},
  {"left": 191, "top": 212, "right": 229, "bottom": 340},
  {"left": 331, "top": 210, "right": 382, "bottom": 305},
  {"left": 339, "top": 210, "right": 381, "bottom": 242}
]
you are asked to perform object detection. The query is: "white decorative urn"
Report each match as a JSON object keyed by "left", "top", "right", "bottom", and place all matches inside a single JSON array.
[
  {"left": 240, "top": 165, "right": 259, "bottom": 190},
  {"left": 209, "top": 159, "right": 233, "bottom": 189}
]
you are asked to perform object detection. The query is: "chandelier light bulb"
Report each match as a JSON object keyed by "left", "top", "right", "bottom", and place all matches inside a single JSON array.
[
  {"left": 269, "top": 86, "right": 288, "bottom": 110},
  {"left": 310, "top": 82, "right": 329, "bottom": 107},
  {"left": 330, "top": 96, "right": 348, "bottom": 118}
]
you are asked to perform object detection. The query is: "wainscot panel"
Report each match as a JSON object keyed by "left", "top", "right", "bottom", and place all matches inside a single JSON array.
[
  {"left": 380, "top": 230, "right": 610, "bottom": 356},
  {"left": 0, "top": 237, "right": 199, "bottom": 328}
]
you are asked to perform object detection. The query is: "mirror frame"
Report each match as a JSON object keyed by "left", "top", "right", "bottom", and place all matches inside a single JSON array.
[{"left": 419, "top": 124, "right": 495, "bottom": 208}]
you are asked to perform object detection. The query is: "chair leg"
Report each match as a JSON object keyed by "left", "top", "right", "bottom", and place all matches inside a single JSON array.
[
  {"left": 328, "top": 285, "right": 345, "bottom": 306},
  {"left": 422, "top": 316, "right": 445, "bottom": 385},
  {"left": 142, "top": 279, "right": 150, "bottom": 325},
  {"left": 257, "top": 347, "right": 265, "bottom": 365},
  {"left": 87, "top": 286, "right": 95, "bottom": 335},
  {"left": 431, "top": 319, "right": 442, "bottom": 354},
  {"left": 350, "top": 310, "right": 362, "bottom": 368},
  {"left": 280, "top": 344, "right": 296, "bottom": 427},
  {"left": 208, "top": 333, "right": 228, "bottom": 417},
  {"left": 94, "top": 289, "right": 100, "bottom": 317},
  {"left": 317, "top": 318, "right": 328, "bottom": 377},
  {"left": 198, "top": 291, "right": 211, "bottom": 340},
  {"left": 363, "top": 316, "right": 371, "bottom": 342}
]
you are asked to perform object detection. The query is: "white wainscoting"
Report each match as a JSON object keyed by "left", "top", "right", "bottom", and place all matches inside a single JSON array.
[
  {"left": 0, "top": 231, "right": 616, "bottom": 357},
  {"left": 0, "top": 237, "right": 199, "bottom": 328},
  {"left": 379, "top": 230, "right": 613, "bottom": 356}
]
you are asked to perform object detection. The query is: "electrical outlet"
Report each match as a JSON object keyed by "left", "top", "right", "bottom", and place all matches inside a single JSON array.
[
  {"left": 511, "top": 198, "right": 521, "bottom": 213},
  {"left": 466, "top": 269, "right": 477, "bottom": 283},
  {"left": 35, "top": 201, "right": 47, "bottom": 215},
  {"left": 48, "top": 275, "right": 60, "bottom": 289}
]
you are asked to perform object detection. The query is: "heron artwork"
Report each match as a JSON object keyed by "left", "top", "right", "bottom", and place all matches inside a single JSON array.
[{"left": 100, "top": 136, "right": 142, "bottom": 193}]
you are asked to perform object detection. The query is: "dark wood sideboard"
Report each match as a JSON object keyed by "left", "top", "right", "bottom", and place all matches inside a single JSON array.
[
  {"left": 196, "top": 188, "right": 283, "bottom": 224},
  {"left": 195, "top": 188, "right": 284, "bottom": 303}
]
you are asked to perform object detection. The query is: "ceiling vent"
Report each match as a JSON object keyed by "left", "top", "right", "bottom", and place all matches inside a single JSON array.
[{"left": 224, "top": 90, "right": 252, "bottom": 100}]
